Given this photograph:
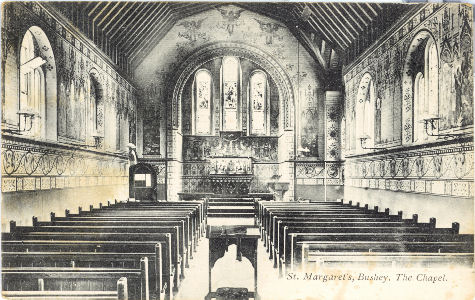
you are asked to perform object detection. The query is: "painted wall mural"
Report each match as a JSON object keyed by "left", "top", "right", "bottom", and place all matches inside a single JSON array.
[
  {"left": 343, "top": 4, "right": 473, "bottom": 149},
  {"left": 2, "top": 2, "right": 135, "bottom": 149},
  {"left": 135, "top": 5, "right": 323, "bottom": 157},
  {"left": 346, "top": 143, "right": 474, "bottom": 198},
  {"left": 142, "top": 84, "right": 162, "bottom": 156},
  {"left": 182, "top": 136, "right": 278, "bottom": 162},
  {"left": 342, "top": 4, "right": 473, "bottom": 199},
  {"left": 2, "top": 136, "right": 128, "bottom": 193},
  {"left": 1, "top": 2, "right": 136, "bottom": 195}
]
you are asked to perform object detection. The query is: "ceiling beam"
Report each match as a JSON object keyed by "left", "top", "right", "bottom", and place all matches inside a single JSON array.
[
  {"left": 293, "top": 5, "right": 339, "bottom": 52},
  {"left": 87, "top": 2, "right": 102, "bottom": 17},
  {"left": 129, "top": 10, "right": 174, "bottom": 63},
  {"left": 122, "top": 4, "right": 168, "bottom": 53},
  {"left": 96, "top": 2, "right": 119, "bottom": 26},
  {"left": 321, "top": 4, "right": 358, "bottom": 39},
  {"left": 334, "top": 3, "right": 364, "bottom": 32},
  {"left": 346, "top": 4, "right": 369, "bottom": 27},
  {"left": 107, "top": 2, "right": 145, "bottom": 38},
  {"left": 365, "top": 3, "right": 379, "bottom": 17},
  {"left": 114, "top": 3, "right": 156, "bottom": 45},
  {"left": 356, "top": 3, "right": 373, "bottom": 22},
  {"left": 102, "top": 2, "right": 130, "bottom": 31},
  {"left": 328, "top": 3, "right": 363, "bottom": 34},
  {"left": 307, "top": 5, "right": 351, "bottom": 47}
]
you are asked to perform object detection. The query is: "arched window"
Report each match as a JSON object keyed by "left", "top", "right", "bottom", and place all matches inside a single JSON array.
[
  {"left": 414, "top": 72, "right": 425, "bottom": 141},
  {"left": 221, "top": 56, "right": 241, "bottom": 131},
  {"left": 192, "top": 69, "right": 213, "bottom": 135},
  {"left": 249, "top": 70, "right": 269, "bottom": 135},
  {"left": 363, "top": 80, "right": 375, "bottom": 147},
  {"left": 355, "top": 74, "right": 375, "bottom": 151},
  {"left": 413, "top": 38, "right": 439, "bottom": 143},
  {"left": 426, "top": 40, "right": 439, "bottom": 119},
  {"left": 19, "top": 29, "right": 46, "bottom": 137},
  {"left": 89, "top": 71, "right": 104, "bottom": 138}
]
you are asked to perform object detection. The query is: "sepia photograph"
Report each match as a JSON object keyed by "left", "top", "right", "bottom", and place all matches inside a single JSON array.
[{"left": 0, "top": 1, "right": 474, "bottom": 300}]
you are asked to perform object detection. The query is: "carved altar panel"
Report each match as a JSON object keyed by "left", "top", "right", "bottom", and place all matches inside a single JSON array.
[{"left": 210, "top": 157, "right": 252, "bottom": 175}]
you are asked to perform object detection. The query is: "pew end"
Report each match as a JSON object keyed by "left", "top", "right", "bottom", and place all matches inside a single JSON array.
[
  {"left": 430, "top": 218, "right": 436, "bottom": 229},
  {"left": 32, "top": 216, "right": 38, "bottom": 227},
  {"left": 140, "top": 257, "right": 149, "bottom": 300},
  {"left": 10, "top": 220, "right": 16, "bottom": 232},
  {"left": 65, "top": 209, "right": 70, "bottom": 217},
  {"left": 412, "top": 214, "right": 418, "bottom": 224},
  {"left": 50, "top": 212, "right": 55, "bottom": 221},
  {"left": 117, "top": 277, "right": 128, "bottom": 300},
  {"left": 452, "top": 222, "right": 460, "bottom": 234}
]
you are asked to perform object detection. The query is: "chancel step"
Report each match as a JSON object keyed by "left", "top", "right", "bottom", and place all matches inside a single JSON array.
[{"left": 207, "top": 197, "right": 255, "bottom": 220}]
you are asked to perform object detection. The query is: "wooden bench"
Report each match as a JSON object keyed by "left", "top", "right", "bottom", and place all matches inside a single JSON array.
[
  {"left": 2, "top": 266, "right": 146, "bottom": 300},
  {"left": 13, "top": 223, "right": 187, "bottom": 283},
  {"left": 288, "top": 233, "right": 475, "bottom": 271},
  {"left": 2, "top": 238, "right": 171, "bottom": 300},
  {"left": 35, "top": 218, "right": 192, "bottom": 266},
  {"left": 4, "top": 230, "right": 181, "bottom": 296},
  {"left": 302, "top": 250, "right": 475, "bottom": 269}
]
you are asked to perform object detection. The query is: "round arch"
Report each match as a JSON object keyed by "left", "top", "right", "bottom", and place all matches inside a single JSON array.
[
  {"left": 170, "top": 42, "right": 294, "bottom": 133},
  {"left": 18, "top": 26, "right": 57, "bottom": 140},
  {"left": 89, "top": 68, "right": 105, "bottom": 138},
  {"left": 401, "top": 30, "right": 438, "bottom": 145}
]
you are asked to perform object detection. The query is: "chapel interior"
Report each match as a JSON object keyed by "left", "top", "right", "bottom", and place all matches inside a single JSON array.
[{"left": 1, "top": 2, "right": 474, "bottom": 300}]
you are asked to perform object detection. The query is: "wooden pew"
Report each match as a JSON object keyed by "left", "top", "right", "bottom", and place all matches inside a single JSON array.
[
  {"left": 14, "top": 223, "right": 187, "bottom": 283},
  {"left": 288, "top": 233, "right": 475, "bottom": 272},
  {"left": 69, "top": 210, "right": 200, "bottom": 252},
  {"left": 2, "top": 277, "right": 127, "bottom": 300},
  {"left": 53, "top": 214, "right": 197, "bottom": 255},
  {"left": 4, "top": 230, "right": 181, "bottom": 297},
  {"left": 273, "top": 217, "right": 454, "bottom": 269},
  {"left": 2, "top": 265, "right": 146, "bottom": 300},
  {"left": 302, "top": 250, "right": 475, "bottom": 269},
  {"left": 2, "top": 238, "right": 171, "bottom": 300},
  {"left": 35, "top": 218, "right": 192, "bottom": 266}
]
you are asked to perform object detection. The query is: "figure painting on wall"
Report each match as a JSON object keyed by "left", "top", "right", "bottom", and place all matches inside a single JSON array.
[{"left": 224, "top": 81, "right": 237, "bottom": 109}]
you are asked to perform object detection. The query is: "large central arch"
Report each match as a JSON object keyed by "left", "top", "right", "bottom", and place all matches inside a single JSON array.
[{"left": 170, "top": 42, "right": 295, "bottom": 132}]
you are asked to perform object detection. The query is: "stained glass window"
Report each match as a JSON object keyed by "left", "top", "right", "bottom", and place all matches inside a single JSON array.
[
  {"left": 222, "top": 57, "right": 240, "bottom": 131},
  {"left": 194, "top": 69, "right": 212, "bottom": 135},
  {"left": 249, "top": 71, "right": 268, "bottom": 135}
]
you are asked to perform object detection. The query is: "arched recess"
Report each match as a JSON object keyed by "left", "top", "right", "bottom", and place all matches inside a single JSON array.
[
  {"left": 171, "top": 42, "right": 294, "bottom": 134},
  {"left": 18, "top": 26, "right": 57, "bottom": 140},
  {"left": 355, "top": 73, "right": 376, "bottom": 151},
  {"left": 89, "top": 69, "right": 105, "bottom": 146},
  {"left": 401, "top": 30, "right": 439, "bottom": 145}
]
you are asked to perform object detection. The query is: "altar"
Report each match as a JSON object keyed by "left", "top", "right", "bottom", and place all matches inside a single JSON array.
[{"left": 209, "top": 157, "right": 253, "bottom": 195}]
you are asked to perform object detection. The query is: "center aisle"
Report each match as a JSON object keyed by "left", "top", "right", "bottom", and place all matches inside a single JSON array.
[{"left": 175, "top": 219, "right": 281, "bottom": 300}]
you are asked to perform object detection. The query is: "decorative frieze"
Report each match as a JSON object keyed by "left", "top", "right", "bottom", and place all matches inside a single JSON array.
[{"left": 1, "top": 136, "right": 128, "bottom": 193}]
